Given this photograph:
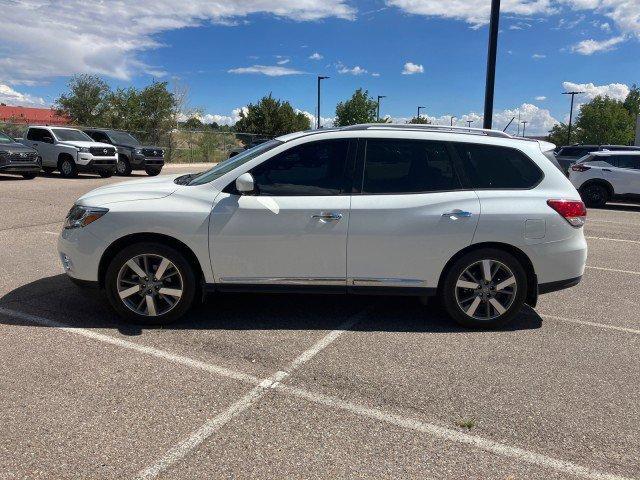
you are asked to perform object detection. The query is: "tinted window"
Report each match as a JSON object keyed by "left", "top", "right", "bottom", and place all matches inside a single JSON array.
[
  {"left": 454, "top": 143, "right": 543, "bottom": 189},
  {"left": 0, "top": 132, "right": 15, "bottom": 144},
  {"left": 559, "top": 147, "right": 593, "bottom": 157},
  {"left": 362, "top": 139, "right": 460, "bottom": 194},
  {"left": 614, "top": 155, "right": 640, "bottom": 170},
  {"left": 251, "top": 140, "right": 349, "bottom": 196},
  {"left": 52, "top": 128, "right": 93, "bottom": 142},
  {"left": 85, "top": 131, "right": 110, "bottom": 143},
  {"left": 27, "top": 128, "right": 49, "bottom": 141}
]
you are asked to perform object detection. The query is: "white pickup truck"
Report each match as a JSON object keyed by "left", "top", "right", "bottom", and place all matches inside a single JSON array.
[{"left": 23, "top": 126, "right": 117, "bottom": 178}]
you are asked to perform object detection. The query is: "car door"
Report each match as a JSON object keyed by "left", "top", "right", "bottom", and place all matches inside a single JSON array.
[
  {"left": 210, "top": 138, "right": 354, "bottom": 286},
  {"left": 26, "top": 128, "right": 55, "bottom": 166},
  {"left": 612, "top": 155, "right": 640, "bottom": 194},
  {"left": 347, "top": 138, "right": 480, "bottom": 290}
]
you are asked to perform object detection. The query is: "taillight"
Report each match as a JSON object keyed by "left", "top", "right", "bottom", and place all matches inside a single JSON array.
[
  {"left": 571, "top": 164, "right": 591, "bottom": 172},
  {"left": 547, "top": 199, "right": 587, "bottom": 227}
]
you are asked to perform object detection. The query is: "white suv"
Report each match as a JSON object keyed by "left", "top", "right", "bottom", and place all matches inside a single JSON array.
[
  {"left": 23, "top": 126, "right": 117, "bottom": 178},
  {"left": 569, "top": 151, "right": 640, "bottom": 207},
  {"left": 58, "top": 125, "right": 588, "bottom": 328}
]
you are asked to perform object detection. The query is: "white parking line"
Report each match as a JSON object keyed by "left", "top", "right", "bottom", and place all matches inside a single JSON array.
[
  {"left": 586, "top": 265, "right": 640, "bottom": 276},
  {"left": 586, "top": 236, "right": 640, "bottom": 245},
  {"left": 541, "top": 314, "right": 640, "bottom": 336},
  {"left": 136, "top": 308, "right": 370, "bottom": 479},
  {"left": 277, "top": 383, "right": 633, "bottom": 480},
  {"left": 0, "top": 306, "right": 634, "bottom": 480}
]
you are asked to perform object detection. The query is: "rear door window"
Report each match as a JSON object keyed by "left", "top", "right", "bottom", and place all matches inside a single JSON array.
[
  {"left": 615, "top": 156, "right": 640, "bottom": 170},
  {"left": 26, "top": 128, "right": 48, "bottom": 141},
  {"left": 453, "top": 143, "right": 543, "bottom": 189},
  {"left": 362, "top": 139, "right": 461, "bottom": 194}
]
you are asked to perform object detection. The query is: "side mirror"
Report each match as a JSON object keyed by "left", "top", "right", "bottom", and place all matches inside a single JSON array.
[
  {"left": 42, "top": 136, "right": 53, "bottom": 144},
  {"left": 235, "top": 173, "right": 255, "bottom": 194}
]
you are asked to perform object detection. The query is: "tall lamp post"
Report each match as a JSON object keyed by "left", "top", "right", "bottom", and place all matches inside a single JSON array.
[
  {"left": 377, "top": 95, "right": 386, "bottom": 122},
  {"left": 467, "top": 120, "right": 474, "bottom": 128},
  {"left": 562, "top": 91, "right": 584, "bottom": 145},
  {"left": 522, "top": 121, "right": 528, "bottom": 137},
  {"left": 417, "top": 106, "right": 426, "bottom": 121},
  {"left": 483, "top": 0, "right": 501, "bottom": 129},
  {"left": 317, "top": 76, "right": 329, "bottom": 129},
  {"left": 450, "top": 116, "right": 456, "bottom": 126}
]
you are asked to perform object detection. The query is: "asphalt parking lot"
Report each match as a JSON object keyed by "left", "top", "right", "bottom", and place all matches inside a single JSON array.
[{"left": 0, "top": 165, "right": 638, "bottom": 480}]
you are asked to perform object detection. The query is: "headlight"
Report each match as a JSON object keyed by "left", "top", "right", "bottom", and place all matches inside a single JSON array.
[
  {"left": 134, "top": 148, "right": 143, "bottom": 155},
  {"left": 77, "top": 147, "right": 90, "bottom": 153},
  {"left": 64, "top": 205, "right": 109, "bottom": 229}
]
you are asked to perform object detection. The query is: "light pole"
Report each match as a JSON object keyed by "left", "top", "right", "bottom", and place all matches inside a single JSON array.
[
  {"left": 483, "top": 0, "right": 501, "bottom": 129},
  {"left": 562, "top": 91, "right": 584, "bottom": 145},
  {"left": 450, "top": 116, "right": 456, "bottom": 126},
  {"left": 377, "top": 95, "right": 386, "bottom": 122},
  {"left": 317, "top": 76, "right": 329, "bottom": 129},
  {"left": 467, "top": 120, "right": 473, "bottom": 128},
  {"left": 522, "top": 121, "right": 528, "bottom": 137},
  {"left": 417, "top": 106, "right": 426, "bottom": 120}
]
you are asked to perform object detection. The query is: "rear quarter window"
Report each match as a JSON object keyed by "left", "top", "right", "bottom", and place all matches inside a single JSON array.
[{"left": 453, "top": 143, "right": 543, "bottom": 189}]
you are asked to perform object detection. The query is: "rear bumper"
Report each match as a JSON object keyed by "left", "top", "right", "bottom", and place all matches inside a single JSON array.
[{"left": 538, "top": 275, "right": 582, "bottom": 295}]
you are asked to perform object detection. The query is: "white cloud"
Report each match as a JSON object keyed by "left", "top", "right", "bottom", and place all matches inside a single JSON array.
[
  {"left": 337, "top": 65, "right": 368, "bottom": 75},
  {"left": 401, "top": 62, "right": 424, "bottom": 75},
  {"left": 276, "top": 58, "right": 290, "bottom": 65},
  {"left": 532, "top": 53, "right": 547, "bottom": 59},
  {"left": 535, "top": 96, "right": 547, "bottom": 101},
  {"left": 179, "top": 107, "right": 247, "bottom": 126},
  {"left": 562, "top": 81, "right": 630, "bottom": 101},
  {"left": 0, "top": 0, "right": 355, "bottom": 83},
  {"left": 296, "top": 109, "right": 334, "bottom": 128},
  {"left": 371, "top": 73, "right": 381, "bottom": 77},
  {"left": 0, "top": 84, "right": 46, "bottom": 106},
  {"left": 570, "top": 35, "right": 626, "bottom": 54},
  {"left": 309, "top": 52, "right": 324, "bottom": 60},
  {"left": 228, "top": 65, "right": 305, "bottom": 76},
  {"left": 386, "top": 1, "right": 640, "bottom": 41}
]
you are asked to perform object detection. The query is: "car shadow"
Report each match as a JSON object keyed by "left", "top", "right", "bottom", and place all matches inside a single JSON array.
[
  {"left": 0, "top": 274, "right": 543, "bottom": 336},
  {"left": 595, "top": 203, "right": 640, "bottom": 213}
]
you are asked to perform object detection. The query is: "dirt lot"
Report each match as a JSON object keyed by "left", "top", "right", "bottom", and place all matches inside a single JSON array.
[{"left": 0, "top": 165, "right": 638, "bottom": 479}]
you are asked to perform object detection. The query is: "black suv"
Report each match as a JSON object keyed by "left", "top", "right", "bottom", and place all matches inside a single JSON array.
[
  {"left": 83, "top": 129, "right": 164, "bottom": 176},
  {"left": 555, "top": 144, "right": 640, "bottom": 173},
  {"left": 0, "top": 130, "right": 41, "bottom": 179}
]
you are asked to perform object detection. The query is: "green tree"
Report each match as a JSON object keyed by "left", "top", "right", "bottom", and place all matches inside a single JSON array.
[
  {"left": 137, "top": 81, "right": 177, "bottom": 144},
  {"left": 234, "top": 94, "right": 310, "bottom": 136},
  {"left": 548, "top": 122, "right": 573, "bottom": 146},
  {"left": 55, "top": 74, "right": 111, "bottom": 125},
  {"left": 334, "top": 88, "right": 379, "bottom": 126},
  {"left": 408, "top": 116, "right": 431, "bottom": 124},
  {"left": 104, "top": 87, "right": 142, "bottom": 131},
  {"left": 184, "top": 117, "right": 204, "bottom": 130},
  {"left": 624, "top": 84, "right": 640, "bottom": 119},
  {"left": 575, "top": 96, "right": 634, "bottom": 145}
]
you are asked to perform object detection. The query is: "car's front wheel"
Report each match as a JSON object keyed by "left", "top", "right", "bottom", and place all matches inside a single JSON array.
[
  {"left": 145, "top": 167, "right": 162, "bottom": 176},
  {"left": 21, "top": 173, "right": 37, "bottom": 179},
  {"left": 58, "top": 157, "right": 78, "bottom": 178},
  {"left": 116, "top": 157, "right": 132, "bottom": 176},
  {"left": 105, "top": 243, "right": 196, "bottom": 324},
  {"left": 442, "top": 248, "right": 527, "bottom": 328}
]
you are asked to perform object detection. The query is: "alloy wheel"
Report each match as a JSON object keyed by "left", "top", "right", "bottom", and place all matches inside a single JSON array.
[
  {"left": 116, "top": 160, "right": 127, "bottom": 174},
  {"left": 116, "top": 254, "right": 184, "bottom": 317},
  {"left": 454, "top": 259, "right": 517, "bottom": 321}
]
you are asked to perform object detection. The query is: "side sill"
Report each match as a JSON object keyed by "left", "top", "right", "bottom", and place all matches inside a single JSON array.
[{"left": 206, "top": 283, "right": 437, "bottom": 297}]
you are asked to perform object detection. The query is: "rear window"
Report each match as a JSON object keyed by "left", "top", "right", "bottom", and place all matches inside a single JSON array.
[
  {"left": 454, "top": 143, "right": 543, "bottom": 189},
  {"left": 558, "top": 147, "right": 593, "bottom": 157}
]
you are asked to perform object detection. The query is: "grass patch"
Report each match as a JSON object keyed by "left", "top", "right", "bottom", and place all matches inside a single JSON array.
[{"left": 456, "top": 419, "right": 476, "bottom": 430}]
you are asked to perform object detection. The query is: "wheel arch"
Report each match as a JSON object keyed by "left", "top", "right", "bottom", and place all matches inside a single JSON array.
[
  {"left": 437, "top": 242, "right": 538, "bottom": 307},
  {"left": 98, "top": 232, "right": 204, "bottom": 289},
  {"left": 57, "top": 151, "right": 75, "bottom": 166},
  {"left": 578, "top": 178, "right": 614, "bottom": 197}
]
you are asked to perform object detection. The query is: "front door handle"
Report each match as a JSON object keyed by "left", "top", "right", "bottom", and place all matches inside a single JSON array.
[
  {"left": 602, "top": 169, "right": 611, "bottom": 172},
  {"left": 442, "top": 210, "right": 473, "bottom": 219},
  {"left": 312, "top": 212, "right": 343, "bottom": 221}
]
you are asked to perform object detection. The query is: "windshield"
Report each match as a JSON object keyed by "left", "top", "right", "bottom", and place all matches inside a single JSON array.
[
  {"left": 0, "top": 132, "right": 15, "bottom": 144},
  {"left": 188, "top": 139, "right": 282, "bottom": 186},
  {"left": 107, "top": 131, "right": 140, "bottom": 145},
  {"left": 52, "top": 128, "right": 94, "bottom": 142}
]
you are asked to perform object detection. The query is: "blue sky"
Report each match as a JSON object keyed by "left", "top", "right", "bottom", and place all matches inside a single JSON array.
[{"left": 1, "top": 0, "right": 639, "bottom": 135}]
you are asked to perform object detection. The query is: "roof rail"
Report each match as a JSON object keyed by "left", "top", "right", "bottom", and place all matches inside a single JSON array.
[{"left": 341, "top": 123, "right": 513, "bottom": 139}]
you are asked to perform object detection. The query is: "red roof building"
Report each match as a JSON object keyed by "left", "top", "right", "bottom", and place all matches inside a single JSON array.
[{"left": 0, "top": 105, "right": 70, "bottom": 125}]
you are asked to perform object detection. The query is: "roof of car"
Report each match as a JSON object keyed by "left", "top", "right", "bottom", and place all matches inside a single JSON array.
[
  {"left": 276, "top": 123, "right": 551, "bottom": 147},
  {"left": 591, "top": 150, "right": 640, "bottom": 156},
  {"left": 28, "top": 125, "right": 79, "bottom": 130}
]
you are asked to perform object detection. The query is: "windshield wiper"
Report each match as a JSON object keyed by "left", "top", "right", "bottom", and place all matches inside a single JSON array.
[{"left": 174, "top": 173, "right": 196, "bottom": 185}]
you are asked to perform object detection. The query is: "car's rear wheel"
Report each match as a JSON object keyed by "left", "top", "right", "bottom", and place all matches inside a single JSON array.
[
  {"left": 442, "top": 248, "right": 527, "bottom": 328},
  {"left": 145, "top": 167, "right": 162, "bottom": 176},
  {"left": 21, "top": 173, "right": 37, "bottom": 179},
  {"left": 58, "top": 157, "right": 77, "bottom": 178},
  {"left": 42, "top": 167, "right": 55, "bottom": 175},
  {"left": 98, "top": 170, "right": 114, "bottom": 178},
  {"left": 105, "top": 243, "right": 196, "bottom": 324},
  {"left": 116, "top": 157, "right": 132, "bottom": 176},
  {"left": 580, "top": 184, "right": 609, "bottom": 208}
]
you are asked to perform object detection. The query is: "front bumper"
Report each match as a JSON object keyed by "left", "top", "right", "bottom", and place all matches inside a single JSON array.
[
  {"left": 57, "top": 227, "right": 107, "bottom": 283},
  {"left": 0, "top": 163, "right": 41, "bottom": 174},
  {"left": 77, "top": 156, "right": 117, "bottom": 172},
  {"left": 133, "top": 154, "right": 164, "bottom": 169}
]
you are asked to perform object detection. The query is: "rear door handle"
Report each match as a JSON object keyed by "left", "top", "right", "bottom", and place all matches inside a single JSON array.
[
  {"left": 442, "top": 210, "right": 473, "bottom": 219},
  {"left": 312, "top": 212, "right": 343, "bottom": 221},
  {"left": 602, "top": 169, "right": 611, "bottom": 172}
]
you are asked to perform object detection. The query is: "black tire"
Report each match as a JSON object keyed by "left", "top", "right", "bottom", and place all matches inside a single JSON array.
[
  {"left": 441, "top": 248, "right": 528, "bottom": 329},
  {"left": 58, "top": 157, "right": 78, "bottom": 178},
  {"left": 105, "top": 242, "right": 197, "bottom": 325},
  {"left": 116, "top": 156, "right": 132, "bottom": 176},
  {"left": 145, "top": 167, "right": 162, "bottom": 176},
  {"left": 580, "top": 184, "right": 609, "bottom": 208},
  {"left": 98, "top": 170, "right": 114, "bottom": 178},
  {"left": 21, "top": 173, "right": 37, "bottom": 179}
]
